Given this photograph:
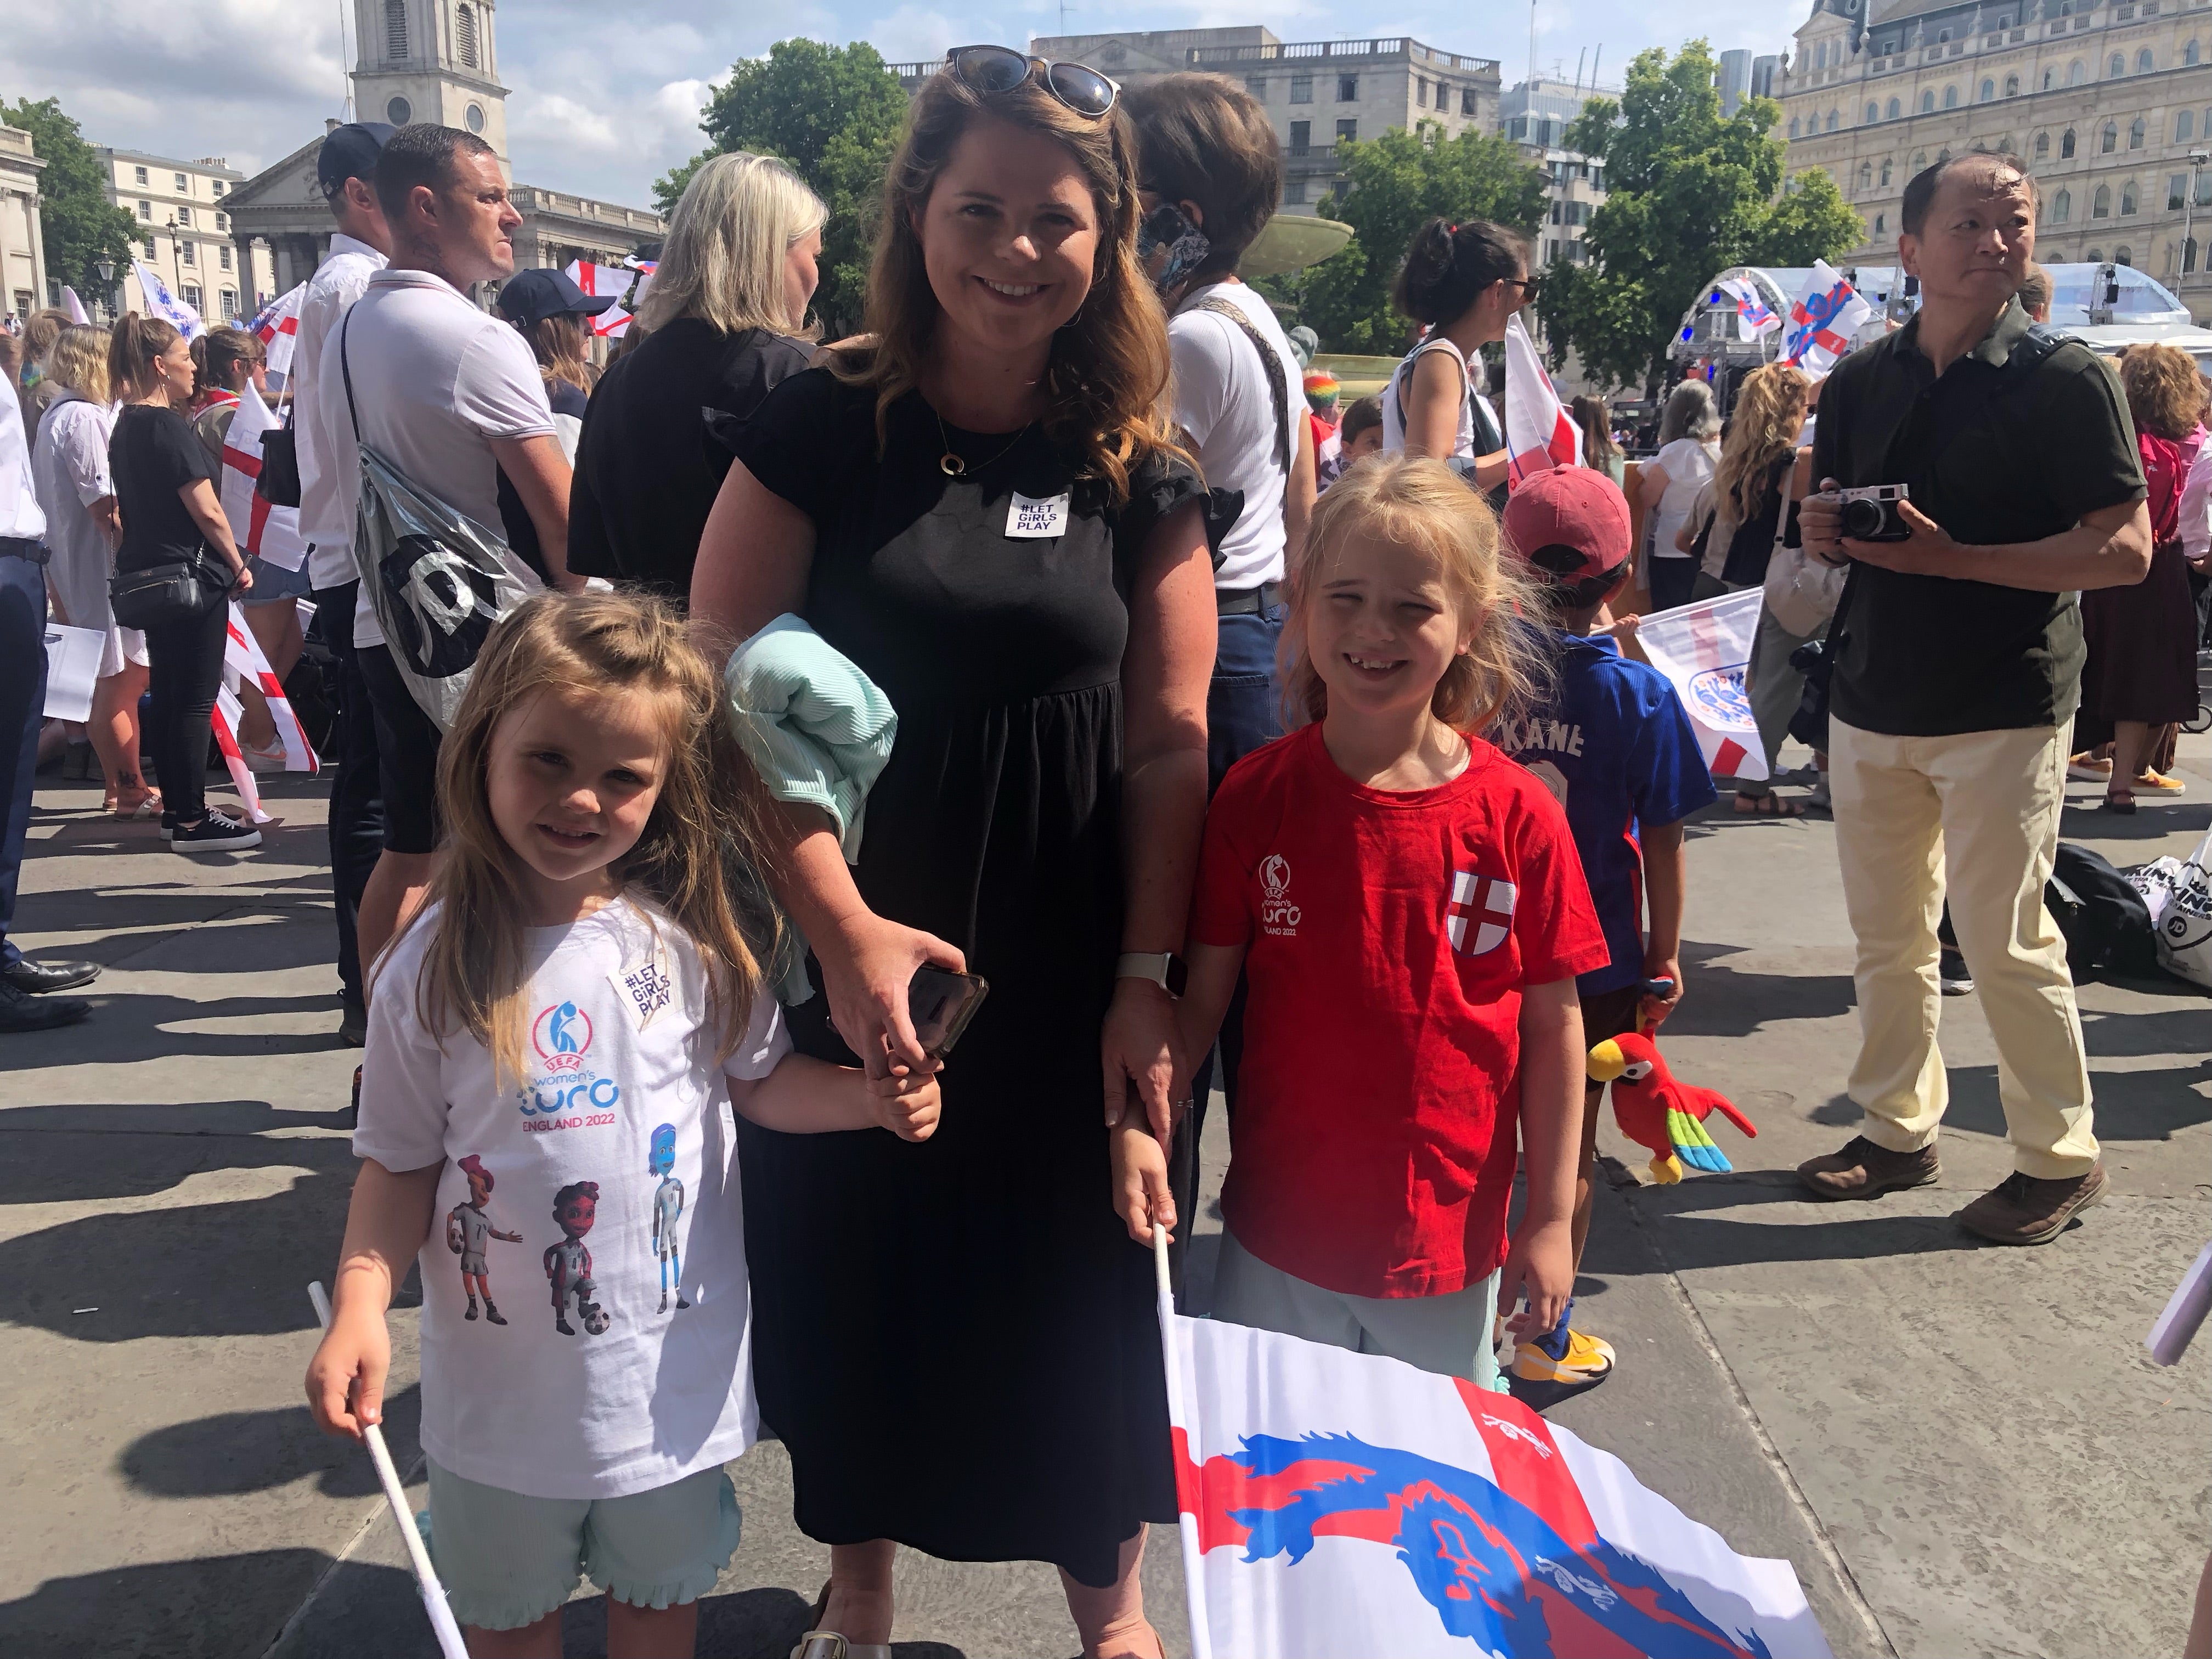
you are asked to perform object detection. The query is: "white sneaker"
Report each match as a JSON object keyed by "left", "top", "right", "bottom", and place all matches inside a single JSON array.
[
  {"left": 241, "top": 740, "right": 287, "bottom": 774},
  {"left": 171, "top": 808, "right": 262, "bottom": 853}
]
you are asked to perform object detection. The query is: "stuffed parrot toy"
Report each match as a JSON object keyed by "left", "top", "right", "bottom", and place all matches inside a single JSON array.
[{"left": 1587, "top": 1030, "right": 1757, "bottom": 1184}]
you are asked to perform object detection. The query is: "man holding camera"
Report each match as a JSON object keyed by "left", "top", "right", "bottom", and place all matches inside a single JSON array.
[{"left": 1796, "top": 151, "right": 2151, "bottom": 1245}]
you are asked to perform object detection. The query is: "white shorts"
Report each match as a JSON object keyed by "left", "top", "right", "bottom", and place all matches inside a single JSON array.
[{"left": 1211, "top": 1229, "right": 1506, "bottom": 1390}]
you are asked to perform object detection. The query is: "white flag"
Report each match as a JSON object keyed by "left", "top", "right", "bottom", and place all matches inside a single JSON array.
[
  {"left": 61, "top": 286, "right": 91, "bottom": 326},
  {"left": 1630, "top": 588, "right": 1771, "bottom": 782},
  {"left": 223, "top": 602, "right": 320, "bottom": 774},
  {"left": 1717, "top": 276, "right": 1781, "bottom": 341},
  {"left": 218, "top": 385, "right": 309, "bottom": 573},
  {"left": 132, "top": 260, "right": 203, "bottom": 340},
  {"left": 1164, "top": 1278, "right": 1829, "bottom": 1656},
  {"left": 1503, "top": 314, "right": 1581, "bottom": 490},
  {"left": 1781, "top": 261, "right": 1873, "bottom": 375},
  {"left": 565, "top": 260, "right": 646, "bottom": 340},
  {"left": 211, "top": 682, "right": 269, "bottom": 822},
  {"left": 245, "top": 283, "right": 308, "bottom": 392}
]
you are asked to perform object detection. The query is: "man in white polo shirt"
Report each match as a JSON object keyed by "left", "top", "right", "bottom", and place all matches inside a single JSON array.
[
  {"left": 294, "top": 120, "right": 392, "bottom": 1047},
  {"left": 318, "top": 122, "right": 575, "bottom": 977}
]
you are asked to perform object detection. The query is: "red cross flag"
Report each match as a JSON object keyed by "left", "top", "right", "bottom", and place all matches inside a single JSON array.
[
  {"left": 246, "top": 283, "right": 308, "bottom": 392},
  {"left": 1447, "top": 868, "right": 1516, "bottom": 957},
  {"left": 565, "top": 261, "right": 647, "bottom": 339},
  {"left": 218, "top": 385, "right": 308, "bottom": 573},
  {"left": 1503, "top": 314, "right": 1581, "bottom": 490}
]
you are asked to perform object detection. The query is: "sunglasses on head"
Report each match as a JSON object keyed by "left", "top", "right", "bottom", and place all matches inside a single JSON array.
[{"left": 946, "top": 44, "right": 1118, "bottom": 117}]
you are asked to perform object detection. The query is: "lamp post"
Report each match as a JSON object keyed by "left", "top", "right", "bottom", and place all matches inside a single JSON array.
[
  {"left": 94, "top": 257, "right": 115, "bottom": 323},
  {"left": 2184, "top": 150, "right": 2210, "bottom": 309}
]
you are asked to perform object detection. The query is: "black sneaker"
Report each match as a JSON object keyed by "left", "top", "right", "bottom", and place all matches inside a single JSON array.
[
  {"left": 1938, "top": 948, "right": 1974, "bottom": 996},
  {"left": 338, "top": 1003, "right": 368, "bottom": 1047},
  {"left": 159, "top": 812, "right": 176, "bottom": 842},
  {"left": 171, "top": 808, "right": 261, "bottom": 853}
]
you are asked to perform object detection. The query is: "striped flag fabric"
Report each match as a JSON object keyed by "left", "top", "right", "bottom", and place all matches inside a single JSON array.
[
  {"left": 1630, "top": 588, "right": 1771, "bottom": 783},
  {"left": 565, "top": 260, "right": 646, "bottom": 339},
  {"left": 132, "top": 260, "right": 203, "bottom": 339},
  {"left": 223, "top": 602, "right": 319, "bottom": 775},
  {"left": 246, "top": 284, "right": 308, "bottom": 392},
  {"left": 1780, "top": 262, "right": 1872, "bottom": 375},
  {"left": 211, "top": 682, "right": 268, "bottom": 822},
  {"left": 1716, "top": 277, "right": 1780, "bottom": 341},
  {"left": 1161, "top": 1254, "right": 1829, "bottom": 1657},
  {"left": 1503, "top": 314, "right": 1582, "bottom": 490},
  {"left": 218, "top": 385, "right": 308, "bottom": 573}
]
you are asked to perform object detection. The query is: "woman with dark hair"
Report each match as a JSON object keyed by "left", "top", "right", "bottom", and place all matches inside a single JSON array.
[
  {"left": 691, "top": 46, "right": 1215, "bottom": 1657},
  {"left": 186, "top": 326, "right": 268, "bottom": 466},
  {"left": 1380, "top": 217, "right": 1531, "bottom": 490},
  {"left": 1574, "top": 393, "right": 1624, "bottom": 485},
  {"left": 107, "top": 314, "right": 258, "bottom": 851},
  {"left": 2076, "top": 342, "right": 2202, "bottom": 811}
]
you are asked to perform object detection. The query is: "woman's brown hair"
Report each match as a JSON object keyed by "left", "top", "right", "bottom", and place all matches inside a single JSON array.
[
  {"left": 1279, "top": 454, "right": 1550, "bottom": 733},
  {"left": 828, "top": 64, "right": 1176, "bottom": 504},
  {"left": 1124, "top": 73, "right": 1282, "bottom": 280},
  {"left": 387, "top": 591, "right": 782, "bottom": 1082},
  {"left": 1572, "top": 394, "right": 1620, "bottom": 470},
  {"left": 2119, "top": 341, "right": 2204, "bottom": 442},
  {"left": 190, "top": 325, "right": 265, "bottom": 397},
  {"left": 108, "top": 312, "right": 182, "bottom": 401},
  {"left": 521, "top": 312, "right": 597, "bottom": 397},
  {"left": 1392, "top": 218, "right": 1526, "bottom": 329}
]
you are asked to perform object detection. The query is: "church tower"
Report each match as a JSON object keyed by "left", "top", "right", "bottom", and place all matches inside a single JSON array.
[{"left": 350, "top": 0, "right": 509, "bottom": 166}]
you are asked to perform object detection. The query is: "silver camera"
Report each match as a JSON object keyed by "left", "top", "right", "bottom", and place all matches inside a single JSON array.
[{"left": 1835, "top": 483, "right": 1911, "bottom": 543}]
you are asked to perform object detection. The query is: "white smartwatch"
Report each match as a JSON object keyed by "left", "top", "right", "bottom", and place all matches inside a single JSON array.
[{"left": 1116, "top": 951, "right": 1187, "bottom": 997}]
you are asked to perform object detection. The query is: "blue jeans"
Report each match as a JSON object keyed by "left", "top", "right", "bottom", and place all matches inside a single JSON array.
[
  {"left": 312, "top": 582, "right": 385, "bottom": 1009},
  {"left": 0, "top": 547, "right": 48, "bottom": 968},
  {"left": 1172, "top": 600, "right": 1284, "bottom": 1296}
]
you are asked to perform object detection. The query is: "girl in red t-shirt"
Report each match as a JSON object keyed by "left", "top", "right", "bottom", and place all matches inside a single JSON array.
[{"left": 1112, "top": 455, "right": 1607, "bottom": 1389}]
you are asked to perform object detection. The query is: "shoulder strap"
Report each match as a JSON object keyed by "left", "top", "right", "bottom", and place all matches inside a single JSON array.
[
  {"left": 338, "top": 308, "right": 362, "bottom": 444},
  {"left": 1190, "top": 296, "right": 1290, "bottom": 474}
]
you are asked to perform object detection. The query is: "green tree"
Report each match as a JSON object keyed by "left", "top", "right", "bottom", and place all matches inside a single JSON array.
[
  {"left": 659, "top": 39, "right": 909, "bottom": 335},
  {"left": 1533, "top": 41, "right": 1863, "bottom": 392},
  {"left": 1291, "top": 121, "right": 1547, "bottom": 353},
  {"left": 2, "top": 96, "right": 139, "bottom": 302}
]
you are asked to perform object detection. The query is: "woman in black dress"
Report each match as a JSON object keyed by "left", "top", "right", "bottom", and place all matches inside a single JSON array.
[{"left": 692, "top": 49, "right": 1216, "bottom": 1658}]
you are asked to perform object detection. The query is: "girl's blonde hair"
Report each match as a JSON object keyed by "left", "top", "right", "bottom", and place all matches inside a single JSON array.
[
  {"left": 829, "top": 66, "right": 1178, "bottom": 505},
  {"left": 1280, "top": 454, "right": 1550, "bottom": 732},
  {"left": 393, "top": 591, "right": 780, "bottom": 1083},
  {"left": 46, "top": 325, "right": 111, "bottom": 404},
  {"left": 635, "top": 151, "right": 828, "bottom": 339},
  {"left": 1713, "top": 363, "right": 1810, "bottom": 520}
]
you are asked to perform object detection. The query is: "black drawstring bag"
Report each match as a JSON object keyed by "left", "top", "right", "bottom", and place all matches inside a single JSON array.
[{"left": 256, "top": 405, "right": 302, "bottom": 507}]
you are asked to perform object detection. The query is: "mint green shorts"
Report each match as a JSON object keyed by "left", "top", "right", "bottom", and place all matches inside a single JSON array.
[{"left": 420, "top": 1459, "right": 741, "bottom": 1632}]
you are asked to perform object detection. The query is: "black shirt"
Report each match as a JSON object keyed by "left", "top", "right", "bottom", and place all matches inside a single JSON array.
[
  {"left": 109, "top": 404, "right": 216, "bottom": 573},
  {"left": 1813, "top": 297, "right": 2145, "bottom": 736},
  {"left": 495, "top": 375, "right": 583, "bottom": 584},
  {"left": 567, "top": 319, "right": 813, "bottom": 598},
  {"left": 1720, "top": 455, "right": 1801, "bottom": 589}
]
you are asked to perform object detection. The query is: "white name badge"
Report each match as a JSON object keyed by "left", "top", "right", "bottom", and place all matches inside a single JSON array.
[{"left": 1007, "top": 491, "right": 1071, "bottom": 539}]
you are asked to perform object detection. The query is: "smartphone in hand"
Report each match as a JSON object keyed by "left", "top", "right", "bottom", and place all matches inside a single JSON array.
[{"left": 910, "top": 964, "right": 989, "bottom": 1059}]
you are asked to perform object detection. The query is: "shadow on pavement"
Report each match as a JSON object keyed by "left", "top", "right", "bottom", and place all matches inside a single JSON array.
[
  {"left": 0, "top": 1103, "right": 354, "bottom": 1205},
  {"left": 0, "top": 988, "right": 349, "bottom": 1067},
  {"left": 1621, "top": 1175, "right": 1989, "bottom": 1269},
  {"left": 0, "top": 1547, "right": 369, "bottom": 1659},
  {"left": 1657, "top": 940, "right": 1858, "bottom": 1039},
  {"left": 2058, "top": 799, "right": 2210, "bottom": 840},
  {"left": 119, "top": 1386, "right": 424, "bottom": 1502},
  {"left": 1937, "top": 1058, "right": 2212, "bottom": 1143}
]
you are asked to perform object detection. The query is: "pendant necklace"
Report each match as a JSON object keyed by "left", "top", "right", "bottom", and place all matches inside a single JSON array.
[{"left": 936, "top": 409, "right": 1032, "bottom": 478}]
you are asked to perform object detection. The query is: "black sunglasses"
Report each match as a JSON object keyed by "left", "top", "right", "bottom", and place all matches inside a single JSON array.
[
  {"left": 1500, "top": 274, "right": 1543, "bottom": 304},
  {"left": 946, "top": 44, "right": 1117, "bottom": 118}
]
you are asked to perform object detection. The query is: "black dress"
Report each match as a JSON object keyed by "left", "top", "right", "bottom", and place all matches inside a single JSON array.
[{"left": 725, "top": 367, "right": 1205, "bottom": 1587}]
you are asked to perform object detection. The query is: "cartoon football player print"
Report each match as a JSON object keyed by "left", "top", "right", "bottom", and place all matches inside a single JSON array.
[
  {"left": 544, "top": 1180, "right": 610, "bottom": 1337},
  {"left": 647, "top": 1124, "right": 688, "bottom": 1313},
  {"left": 444, "top": 1154, "right": 522, "bottom": 1324}
]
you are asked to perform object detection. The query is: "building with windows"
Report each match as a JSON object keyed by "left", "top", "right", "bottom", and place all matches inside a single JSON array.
[
  {"left": 1499, "top": 77, "right": 1615, "bottom": 266},
  {"left": 1776, "top": 0, "right": 2212, "bottom": 315},
  {"left": 0, "top": 123, "right": 46, "bottom": 323},
  {"left": 94, "top": 148, "right": 278, "bottom": 324},
  {"left": 218, "top": 0, "right": 658, "bottom": 308},
  {"left": 891, "top": 29, "right": 1502, "bottom": 214}
]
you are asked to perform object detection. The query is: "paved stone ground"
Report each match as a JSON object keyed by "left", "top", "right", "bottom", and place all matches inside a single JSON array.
[{"left": 1, "top": 725, "right": 2205, "bottom": 1659}]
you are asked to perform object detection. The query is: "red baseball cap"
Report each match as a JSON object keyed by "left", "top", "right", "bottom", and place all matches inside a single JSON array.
[{"left": 1500, "top": 466, "right": 1634, "bottom": 586}]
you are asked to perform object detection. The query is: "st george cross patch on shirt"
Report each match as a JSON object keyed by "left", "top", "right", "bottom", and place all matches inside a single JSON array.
[{"left": 1447, "top": 870, "right": 1516, "bottom": 957}]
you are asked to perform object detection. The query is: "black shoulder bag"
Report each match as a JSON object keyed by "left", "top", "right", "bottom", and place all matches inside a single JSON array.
[
  {"left": 256, "top": 399, "right": 302, "bottom": 507},
  {"left": 1785, "top": 324, "right": 2068, "bottom": 751}
]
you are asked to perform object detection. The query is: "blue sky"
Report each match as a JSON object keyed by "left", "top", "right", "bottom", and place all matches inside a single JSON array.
[{"left": 4, "top": 0, "right": 1803, "bottom": 211}]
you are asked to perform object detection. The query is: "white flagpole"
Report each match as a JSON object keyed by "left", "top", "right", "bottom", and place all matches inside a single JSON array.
[
  {"left": 308, "top": 1282, "right": 471, "bottom": 1659},
  {"left": 1154, "top": 1218, "right": 1214, "bottom": 1659}
]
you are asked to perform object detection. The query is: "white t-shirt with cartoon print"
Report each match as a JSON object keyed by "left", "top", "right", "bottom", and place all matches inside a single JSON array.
[{"left": 355, "top": 896, "right": 789, "bottom": 1499}]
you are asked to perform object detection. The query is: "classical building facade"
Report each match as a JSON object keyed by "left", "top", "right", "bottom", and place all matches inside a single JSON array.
[
  {"left": 1777, "top": 0, "right": 2212, "bottom": 313},
  {"left": 892, "top": 30, "right": 1502, "bottom": 214},
  {"left": 0, "top": 123, "right": 46, "bottom": 322},
  {"left": 95, "top": 148, "right": 280, "bottom": 322},
  {"left": 220, "top": 0, "right": 658, "bottom": 307}
]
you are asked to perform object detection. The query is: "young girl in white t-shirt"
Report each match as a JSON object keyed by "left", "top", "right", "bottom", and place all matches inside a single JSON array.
[{"left": 307, "top": 592, "right": 938, "bottom": 1658}]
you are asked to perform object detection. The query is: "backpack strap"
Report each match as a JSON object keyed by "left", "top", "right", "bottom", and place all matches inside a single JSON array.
[
  {"left": 1189, "top": 295, "right": 1291, "bottom": 474},
  {"left": 338, "top": 308, "right": 362, "bottom": 444}
]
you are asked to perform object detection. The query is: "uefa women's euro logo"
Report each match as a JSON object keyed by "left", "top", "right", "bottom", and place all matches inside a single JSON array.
[
  {"left": 1685, "top": 665, "right": 1757, "bottom": 731},
  {"left": 532, "top": 1001, "right": 594, "bottom": 1074}
]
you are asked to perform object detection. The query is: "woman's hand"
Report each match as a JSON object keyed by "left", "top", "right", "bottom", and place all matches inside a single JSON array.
[
  {"left": 306, "top": 1304, "right": 391, "bottom": 1441},
  {"left": 231, "top": 562, "right": 254, "bottom": 595},
  {"left": 817, "top": 909, "right": 965, "bottom": 1077},
  {"left": 1102, "top": 977, "right": 1184, "bottom": 1138}
]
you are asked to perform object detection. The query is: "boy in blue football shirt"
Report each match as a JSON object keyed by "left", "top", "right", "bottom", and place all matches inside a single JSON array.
[{"left": 1497, "top": 467, "right": 1717, "bottom": 1398}]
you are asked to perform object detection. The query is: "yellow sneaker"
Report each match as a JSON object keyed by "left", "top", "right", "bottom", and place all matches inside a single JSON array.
[
  {"left": 2133, "top": 769, "right": 2187, "bottom": 796},
  {"left": 1511, "top": 1326, "right": 1617, "bottom": 1386}
]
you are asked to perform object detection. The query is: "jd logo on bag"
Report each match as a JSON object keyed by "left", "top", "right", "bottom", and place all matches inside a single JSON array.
[{"left": 382, "top": 534, "right": 503, "bottom": 679}]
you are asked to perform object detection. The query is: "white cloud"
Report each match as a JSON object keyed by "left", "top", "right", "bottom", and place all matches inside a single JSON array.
[{"left": 861, "top": 6, "right": 970, "bottom": 65}]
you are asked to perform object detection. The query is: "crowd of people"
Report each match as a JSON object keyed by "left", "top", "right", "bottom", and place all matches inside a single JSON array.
[{"left": 0, "top": 54, "right": 2197, "bottom": 1657}]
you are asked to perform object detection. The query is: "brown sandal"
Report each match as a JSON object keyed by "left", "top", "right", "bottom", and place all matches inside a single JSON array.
[{"left": 1734, "top": 791, "right": 1804, "bottom": 817}]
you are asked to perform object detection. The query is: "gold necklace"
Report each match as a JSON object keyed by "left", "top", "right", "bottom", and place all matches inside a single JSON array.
[{"left": 935, "top": 410, "right": 1032, "bottom": 478}]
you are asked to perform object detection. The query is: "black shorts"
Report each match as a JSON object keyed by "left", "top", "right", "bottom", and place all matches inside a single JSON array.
[
  {"left": 356, "top": 642, "right": 442, "bottom": 855},
  {"left": 1577, "top": 981, "right": 1648, "bottom": 1165}
]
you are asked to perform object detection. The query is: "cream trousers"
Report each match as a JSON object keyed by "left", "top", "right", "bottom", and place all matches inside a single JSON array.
[{"left": 1829, "top": 718, "right": 2099, "bottom": 1178}]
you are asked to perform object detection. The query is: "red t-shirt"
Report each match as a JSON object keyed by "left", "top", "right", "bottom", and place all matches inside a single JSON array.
[{"left": 1189, "top": 723, "right": 1607, "bottom": 1299}]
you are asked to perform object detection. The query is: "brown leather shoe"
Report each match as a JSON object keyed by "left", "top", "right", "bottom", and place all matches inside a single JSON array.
[
  {"left": 1796, "top": 1135, "right": 1942, "bottom": 1200},
  {"left": 1956, "top": 1164, "right": 2109, "bottom": 1245}
]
